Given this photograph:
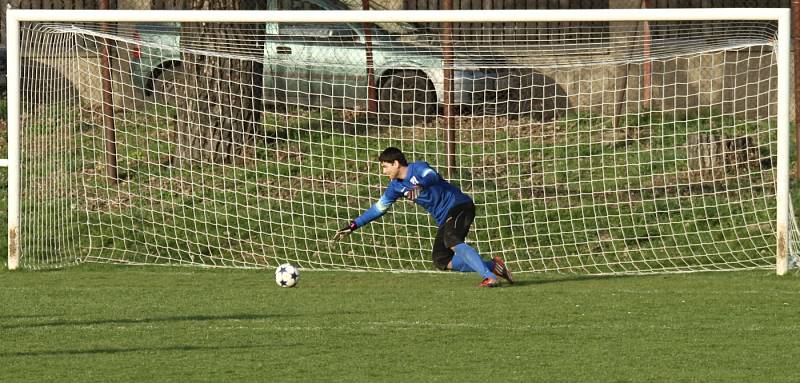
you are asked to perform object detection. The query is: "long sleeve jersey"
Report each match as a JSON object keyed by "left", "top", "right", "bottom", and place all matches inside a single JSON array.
[{"left": 353, "top": 161, "right": 473, "bottom": 228}]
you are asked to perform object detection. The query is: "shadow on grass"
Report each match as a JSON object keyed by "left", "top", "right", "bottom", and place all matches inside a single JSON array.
[
  {"left": 0, "top": 313, "right": 285, "bottom": 330},
  {"left": 0, "top": 314, "right": 61, "bottom": 320},
  {"left": 1, "top": 343, "right": 278, "bottom": 358},
  {"left": 509, "top": 272, "right": 643, "bottom": 287}
]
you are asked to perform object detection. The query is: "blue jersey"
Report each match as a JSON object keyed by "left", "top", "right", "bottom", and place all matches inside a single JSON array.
[{"left": 354, "top": 161, "right": 472, "bottom": 228}]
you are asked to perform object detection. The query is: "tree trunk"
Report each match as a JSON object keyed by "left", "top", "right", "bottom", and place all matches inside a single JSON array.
[{"left": 170, "top": 0, "right": 265, "bottom": 166}]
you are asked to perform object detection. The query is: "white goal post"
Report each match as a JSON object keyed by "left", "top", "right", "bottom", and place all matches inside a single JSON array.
[{"left": 4, "top": 7, "right": 795, "bottom": 275}]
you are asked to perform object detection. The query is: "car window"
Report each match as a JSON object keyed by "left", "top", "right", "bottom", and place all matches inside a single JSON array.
[
  {"left": 279, "top": 23, "right": 360, "bottom": 41},
  {"left": 276, "top": 0, "right": 346, "bottom": 11}
]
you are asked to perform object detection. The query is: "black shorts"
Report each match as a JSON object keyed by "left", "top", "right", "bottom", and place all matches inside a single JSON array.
[{"left": 431, "top": 203, "right": 476, "bottom": 270}]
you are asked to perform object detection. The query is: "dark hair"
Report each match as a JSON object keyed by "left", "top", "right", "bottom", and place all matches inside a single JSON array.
[{"left": 378, "top": 147, "right": 408, "bottom": 166}]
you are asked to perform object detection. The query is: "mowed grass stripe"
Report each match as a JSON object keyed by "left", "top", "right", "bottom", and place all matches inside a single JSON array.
[{"left": 1, "top": 265, "right": 799, "bottom": 382}]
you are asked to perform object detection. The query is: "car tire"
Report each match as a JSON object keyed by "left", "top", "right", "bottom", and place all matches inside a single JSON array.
[
  {"left": 379, "top": 70, "right": 436, "bottom": 126},
  {"left": 151, "top": 65, "right": 184, "bottom": 107}
]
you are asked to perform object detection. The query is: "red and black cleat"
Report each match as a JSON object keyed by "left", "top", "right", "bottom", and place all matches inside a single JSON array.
[{"left": 492, "top": 256, "right": 514, "bottom": 284}]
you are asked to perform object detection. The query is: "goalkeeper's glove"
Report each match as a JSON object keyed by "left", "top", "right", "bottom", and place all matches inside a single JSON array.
[
  {"left": 404, "top": 185, "right": 421, "bottom": 201},
  {"left": 331, "top": 221, "right": 357, "bottom": 242}
]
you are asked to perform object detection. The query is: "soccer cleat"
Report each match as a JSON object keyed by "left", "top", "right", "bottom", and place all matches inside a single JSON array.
[
  {"left": 478, "top": 277, "right": 499, "bottom": 288},
  {"left": 492, "top": 256, "right": 514, "bottom": 284}
]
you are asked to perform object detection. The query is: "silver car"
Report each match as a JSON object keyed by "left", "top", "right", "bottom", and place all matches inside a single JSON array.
[
  {"left": 129, "top": 23, "right": 181, "bottom": 99},
  {"left": 264, "top": 2, "right": 541, "bottom": 123},
  {"left": 133, "top": 0, "right": 564, "bottom": 122}
]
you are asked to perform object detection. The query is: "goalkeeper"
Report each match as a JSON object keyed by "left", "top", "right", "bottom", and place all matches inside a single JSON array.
[{"left": 332, "top": 147, "right": 514, "bottom": 287}]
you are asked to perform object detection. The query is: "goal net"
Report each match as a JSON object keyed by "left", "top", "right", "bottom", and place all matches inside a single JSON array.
[{"left": 7, "top": 8, "right": 797, "bottom": 274}]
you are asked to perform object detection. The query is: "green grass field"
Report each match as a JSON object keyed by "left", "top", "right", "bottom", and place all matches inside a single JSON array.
[
  {"left": 2, "top": 81, "right": 800, "bottom": 381},
  {"left": 1, "top": 265, "right": 799, "bottom": 382}
]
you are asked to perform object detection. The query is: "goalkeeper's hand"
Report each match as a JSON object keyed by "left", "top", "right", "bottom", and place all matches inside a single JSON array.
[
  {"left": 404, "top": 185, "right": 421, "bottom": 201},
  {"left": 331, "top": 221, "right": 357, "bottom": 242}
]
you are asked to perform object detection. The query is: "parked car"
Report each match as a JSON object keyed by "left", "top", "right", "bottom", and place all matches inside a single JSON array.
[
  {"left": 129, "top": 23, "right": 181, "bottom": 100},
  {"left": 132, "top": 0, "right": 564, "bottom": 122}
]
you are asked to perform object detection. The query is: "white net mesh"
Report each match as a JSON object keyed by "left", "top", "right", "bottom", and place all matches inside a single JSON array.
[{"left": 12, "top": 11, "right": 798, "bottom": 273}]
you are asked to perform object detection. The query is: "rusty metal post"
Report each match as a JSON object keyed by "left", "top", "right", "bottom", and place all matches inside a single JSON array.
[
  {"left": 362, "top": 0, "right": 377, "bottom": 113},
  {"left": 443, "top": 0, "right": 456, "bottom": 178},
  {"left": 100, "top": 0, "right": 118, "bottom": 184},
  {"left": 641, "top": 0, "right": 652, "bottom": 110}
]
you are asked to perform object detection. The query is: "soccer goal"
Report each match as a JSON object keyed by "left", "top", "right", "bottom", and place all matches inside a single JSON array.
[{"left": 5, "top": 7, "right": 796, "bottom": 275}]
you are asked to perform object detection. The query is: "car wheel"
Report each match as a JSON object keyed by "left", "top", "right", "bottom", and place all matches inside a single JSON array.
[
  {"left": 151, "top": 65, "right": 184, "bottom": 107},
  {"left": 379, "top": 70, "right": 436, "bottom": 126}
]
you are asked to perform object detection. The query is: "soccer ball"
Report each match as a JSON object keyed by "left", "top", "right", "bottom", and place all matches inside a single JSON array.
[{"left": 275, "top": 263, "right": 299, "bottom": 288}]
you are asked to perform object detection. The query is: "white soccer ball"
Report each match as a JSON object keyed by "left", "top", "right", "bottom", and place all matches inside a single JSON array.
[{"left": 275, "top": 263, "right": 299, "bottom": 288}]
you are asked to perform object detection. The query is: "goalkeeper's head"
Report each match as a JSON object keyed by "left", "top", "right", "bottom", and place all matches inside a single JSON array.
[
  {"left": 379, "top": 147, "right": 408, "bottom": 180},
  {"left": 379, "top": 147, "right": 408, "bottom": 166}
]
